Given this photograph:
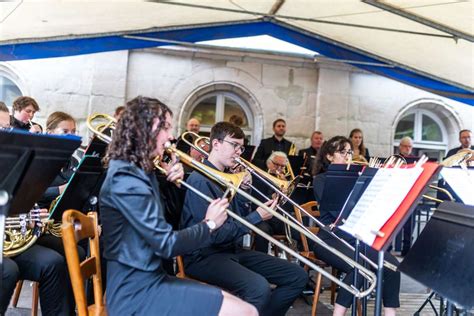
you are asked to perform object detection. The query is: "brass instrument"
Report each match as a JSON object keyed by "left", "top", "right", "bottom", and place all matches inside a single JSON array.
[
  {"left": 182, "top": 131, "right": 397, "bottom": 271},
  {"left": 86, "top": 113, "right": 117, "bottom": 143},
  {"left": 89, "top": 118, "right": 377, "bottom": 298},
  {"left": 441, "top": 149, "right": 473, "bottom": 167}
]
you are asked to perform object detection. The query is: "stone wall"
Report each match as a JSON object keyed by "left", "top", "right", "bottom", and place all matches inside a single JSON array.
[{"left": 1, "top": 47, "right": 472, "bottom": 156}]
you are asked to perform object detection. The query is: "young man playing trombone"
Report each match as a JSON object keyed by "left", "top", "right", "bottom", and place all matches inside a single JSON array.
[{"left": 180, "top": 121, "right": 308, "bottom": 316}]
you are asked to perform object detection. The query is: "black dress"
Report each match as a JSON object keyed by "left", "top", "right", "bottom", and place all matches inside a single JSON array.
[{"left": 100, "top": 159, "right": 223, "bottom": 316}]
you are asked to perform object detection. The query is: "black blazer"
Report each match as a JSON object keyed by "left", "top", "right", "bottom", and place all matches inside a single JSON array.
[
  {"left": 253, "top": 136, "right": 293, "bottom": 169},
  {"left": 100, "top": 159, "right": 212, "bottom": 272}
]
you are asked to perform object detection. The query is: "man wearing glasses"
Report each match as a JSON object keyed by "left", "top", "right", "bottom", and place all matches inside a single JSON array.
[{"left": 180, "top": 121, "right": 308, "bottom": 316}]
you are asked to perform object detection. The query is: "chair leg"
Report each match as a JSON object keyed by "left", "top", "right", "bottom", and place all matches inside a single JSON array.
[
  {"left": 330, "top": 268, "right": 337, "bottom": 305},
  {"left": 12, "top": 280, "right": 23, "bottom": 307},
  {"left": 312, "top": 272, "right": 322, "bottom": 316},
  {"left": 357, "top": 299, "right": 362, "bottom": 316},
  {"left": 31, "top": 282, "right": 39, "bottom": 316}
]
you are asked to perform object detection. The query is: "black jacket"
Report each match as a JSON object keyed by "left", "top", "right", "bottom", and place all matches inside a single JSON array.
[
  {"left": 100, "top": 159, "right": 212, "bottom": 272},
  {"left": 253, "top": 136, "right": 293, "bottom": 169}
]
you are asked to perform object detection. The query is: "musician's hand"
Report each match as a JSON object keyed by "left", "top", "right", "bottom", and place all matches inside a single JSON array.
[
  {"left": 205, "top": 198, "right": 229, "bottom": 229},
  {"left": 29, "top": 124, "right": 42, "bottom": 134},
  {"left": 165, "top": 162, "right": 184, "bottom": 187},
  {"left": 31, "top": 208, "right": 49, "bottom": 228},
  {"left": 256, "top": 199, "right": 277, "bottom": 221},
  {"left": 240, "top": 172, "right": 252, "bottom": 190}
]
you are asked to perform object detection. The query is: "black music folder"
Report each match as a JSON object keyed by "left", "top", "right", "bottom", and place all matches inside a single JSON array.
[
  {"left": 84, "top": 135, "right": 108, "bottom": 158},
  {"left": 399, "top": 202, "right": 474, "bottom": 308},
  {"left": 49, "top": 155, "right": 105, "bottom": 220}
]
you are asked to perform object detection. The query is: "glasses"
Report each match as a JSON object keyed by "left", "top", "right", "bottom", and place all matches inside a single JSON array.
[
  {"left": 336, "top": 149, "right": 354, "bottom": 157},
  {"left": 220, "top": 139, "right": 245, "bottom": 153},
  {"left": 271, "top": 160, "right": 286, "bottom": 169}
]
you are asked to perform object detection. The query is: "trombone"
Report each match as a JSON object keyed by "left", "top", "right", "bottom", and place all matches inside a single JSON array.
[
  {"left": 181, "top": 132, "right": 397, "bottom": 271},
  {"left": 90, "top": 116, "right": 378, "bottom": 298}
]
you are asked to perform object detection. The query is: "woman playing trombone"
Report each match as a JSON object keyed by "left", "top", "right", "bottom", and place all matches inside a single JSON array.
[
  {"left": 311, "top": 136, "right": 400, "bottom": 316},
  {"left": 99, "top": 96, "right": 257, "bottom": 316}
]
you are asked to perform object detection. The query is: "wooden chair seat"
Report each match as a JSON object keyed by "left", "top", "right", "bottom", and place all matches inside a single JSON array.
[{"left": 11, "top": 280, "right": 39, "bottom": 316}]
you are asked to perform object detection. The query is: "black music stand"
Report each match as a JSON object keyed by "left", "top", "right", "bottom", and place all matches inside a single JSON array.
[
  {"left": 83, "top": 136, "right": 108, "bottom": 158},
  {"left": 49, "top": 156, "right": 105, "bottom": 221},
  {"left": 0, "top": 130, "right": 81, "bottom": 289},
  {"left": 399, "top": 202, "right": 474, "bottom": 314}
]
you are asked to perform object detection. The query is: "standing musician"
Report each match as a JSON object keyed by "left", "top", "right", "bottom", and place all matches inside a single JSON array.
[
  {"left": 99, "top": 96, "right": 257, "bottom": 316},
  {"left": 253, "top": 118, "right": 295, "bottom": 169},
  {"left": 311, "top": 136, "right": 400, "bottom": 316},
  {"left": 10, "top": 96, "right": 43, "bottom": 133},
  {"left": 180, "top": 121, "right": 308, "bottom": 316},
  {"left": 445, "top": 129, "right": 473, "bottom": 158},
  {"left": 299, "top": 130, "right": 324, "bottom": 176}
]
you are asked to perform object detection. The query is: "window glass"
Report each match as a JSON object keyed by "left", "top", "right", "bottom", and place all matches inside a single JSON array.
[
  {"left": 421, "top": 114, "right": 443, "bottom": 142},
  {"left": 224, "top": 97, "right": 248, "bottom": 127},
  {"left": 0, "top": 75, "right": 22, "bottom": 107},
  {"left": 394, "top": 113, "right": 415, "bottom": 139},
  {"left": 189, "top": 96, "right": 216, "bottom": 126}
]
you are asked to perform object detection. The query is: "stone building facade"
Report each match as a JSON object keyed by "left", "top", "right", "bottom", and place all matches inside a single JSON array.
[{"left": 1, "top": 46, "right": 472, "bottom": 158}]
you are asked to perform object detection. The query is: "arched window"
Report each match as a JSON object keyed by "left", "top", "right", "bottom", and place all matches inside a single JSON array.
[
  {"left": 0, "top": 74, "right": 22, "bottom": 107},
  {"left": 394, "top": 109, "right": 448, "bottom": 160},
  {"left": 186, "top": 91, "right": 254, "bottom": 142}
]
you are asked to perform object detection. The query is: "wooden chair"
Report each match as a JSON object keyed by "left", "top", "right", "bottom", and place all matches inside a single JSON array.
[
  {"left": 62, "top": 210, "right": 106, "bottom": 316},
  {"left": 11, "top": 280, "right": 39, "bottom": 316},
  {"left": 176, "top": 255, "right": 187, "bottom": 279},
  {"left": 294, "top": 201, "right": 338, "bottom": 316}
]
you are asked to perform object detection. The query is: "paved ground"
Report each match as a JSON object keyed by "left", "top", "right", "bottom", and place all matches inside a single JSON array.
[{"left": 7, "top": 256, "right": 460, "bottom": 316}]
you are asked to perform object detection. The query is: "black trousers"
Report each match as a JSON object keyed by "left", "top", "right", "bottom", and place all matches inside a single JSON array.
[
  {"left": 310, "top": 230, "right": 400, "bottom": 308},
  {"left": 1, "top": 244, "right": 74, "bottom": 316},
  {"left": 186, "top": 249, "right": 308, "bottom": 316},
  {"left": 1, "top": 257, "right": 19, "bottom": 315},
  {"left": 254, "top": 217, "right": 286, "bottom": 253}
]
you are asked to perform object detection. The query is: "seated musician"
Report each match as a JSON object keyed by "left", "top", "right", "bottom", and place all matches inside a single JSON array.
[
  {"left": 0, "top": 102, "right": 11, "bottom": 129},
  {"left": 1, "top": 208, "right": 75, "bottom": 315},
  {"left": 99, "top": 96, "right": 256, "bottom": 316},
  {"left": 311, "top": 136, "right": 400, "bottom": 316},
  {"left": 349, "top": 128, "right": 370, "bottom": 163},
  {"left": 10, "top": 96, "right": 43, "bottom": 133},
  {"left": 253, "top": 151, "right": 288, "bottom": 253},
  {"left": 180, "top": 121, "right": 308, "bottom": 316}
]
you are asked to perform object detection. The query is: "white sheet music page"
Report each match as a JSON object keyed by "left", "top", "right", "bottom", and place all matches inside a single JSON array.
[
  {"left": 339, "top": 167, "right": 423, "bottom": 246},
  {"left": 440, "top": 168, "right": 474, "bottom": 205}
]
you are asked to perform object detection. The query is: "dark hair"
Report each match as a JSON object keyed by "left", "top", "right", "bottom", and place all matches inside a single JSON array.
[
  {"left": 210, "top": 121, "right": 245, "bottom": 151},
  {"left": 349, "top": 128, "right": 366, "bottom": 157},
  {"left": 312, "top": 136, "right": 352, "bottom": 175},
  {"left": 0, "top": 101, "right": 8, "bottom": 113},
  {"left": 12, "top": 96, "right": 40, "bottom": 112},
  {"left": 105, "top": 96, "right": 172, "bottom": 172},
  {"left": 46, "top": 111, "right": 75, "bottom": 131},
  {"left": 229, "top": 114, "right": 244, "bottom": 126},
  {"left": 311, "top": 131, "right": 323, "bottom": 137},
  {"left": 114, "top": 106, "right": 125, "bottom": 117},
  {"left": 273, "top": 118, "right": 286, "bottom": 128},
  {"left": 459, "top": 129, "right": 472, "bottom": 137}
]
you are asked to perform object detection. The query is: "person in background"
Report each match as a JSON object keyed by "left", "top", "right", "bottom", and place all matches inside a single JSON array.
[
  {"left": 176, "top": 117, "right": 201, "bottom": 155},
  {"left": 253, "top": 118, "right": 294, "bottom": 169},
  {"left": 10, "top": 96, "right": 43, "bottom": 133},
  {"left": 0, "top": 101, "right": 11, "bottom": 129},
  {"left": 311, "top": 136, "right": 400, "bottom": 316},
  {"left": 445, "top": 129, "right": 473, "bottom": 158},
  {"left": 114, "top": 105, "right": 125, "bottom": 120},
  {"left": 298, "top": 131, "right": 324, "bottom": 176},
  {"left": 398, "top": 136, "right": 414, "bottom": 158},
  {"left": 349, "top": 128, "right": 370, "bottom": 163}
]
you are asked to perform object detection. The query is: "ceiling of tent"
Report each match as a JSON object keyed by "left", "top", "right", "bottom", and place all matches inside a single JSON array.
[{"left": 0, "top": 0, "right": 472, "bottom": 103}]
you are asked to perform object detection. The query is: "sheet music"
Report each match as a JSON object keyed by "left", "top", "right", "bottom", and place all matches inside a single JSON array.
[
  {"left": 440, "top": 168, "right": 474, "bottom": 206},
  {"left": 339, "top": 167, "right": 423, "bottom": 246}
]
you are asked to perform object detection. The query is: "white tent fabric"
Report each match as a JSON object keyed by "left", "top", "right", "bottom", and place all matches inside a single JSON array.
[{"left": 0, "top": 0, "right": 472, "bottom": 90}]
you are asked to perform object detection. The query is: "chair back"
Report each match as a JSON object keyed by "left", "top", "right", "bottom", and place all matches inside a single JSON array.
[
  {"left": 62, "top": 210, "right": 106, "bottom": 316},
  {"left": 293, "top": 201, "right": 319, "bottom": 253}
]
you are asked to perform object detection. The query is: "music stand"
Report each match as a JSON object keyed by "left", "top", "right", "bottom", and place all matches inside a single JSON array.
[
  {"left": 0, "top": 129, "right": 81, "bottom": 289},
  {"left": 83, "top": 136, "right": 108, "bottom": 158},
  {"left": 399, "top": 202, "right": 474, "bottom": 313},
  {"left": 49, "top": 156, "right": 105, "bottom": 221},
  {"left": 241, "top": 145, "right": 256, "bottom": 162}
]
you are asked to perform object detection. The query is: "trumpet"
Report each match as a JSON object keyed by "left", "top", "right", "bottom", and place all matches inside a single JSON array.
[{"left": 89, "top": 117, "right": 377, "bottom": 298}]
